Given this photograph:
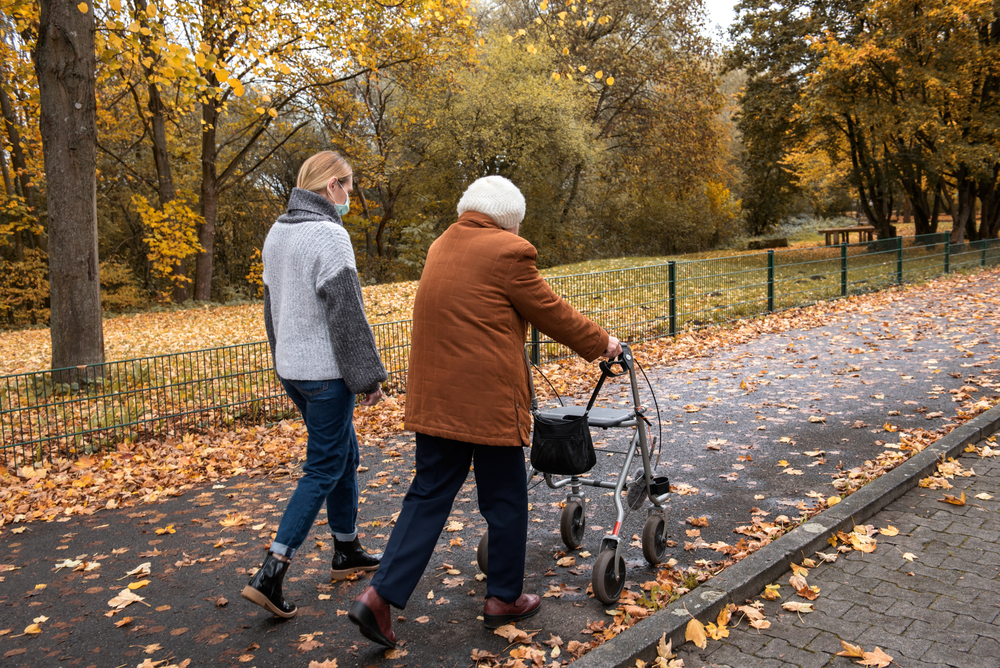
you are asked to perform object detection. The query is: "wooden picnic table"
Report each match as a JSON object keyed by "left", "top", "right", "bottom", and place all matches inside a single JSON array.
[{"left": 817, "top": 225, "right": 876, "bottom": 246}]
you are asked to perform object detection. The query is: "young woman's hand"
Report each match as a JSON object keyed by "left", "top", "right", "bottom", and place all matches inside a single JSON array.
[{"left": 358, "top": 386, "right": 383, "bottom": 406}]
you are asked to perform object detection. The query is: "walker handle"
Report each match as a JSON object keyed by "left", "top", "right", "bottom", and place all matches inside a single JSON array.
[{"left": 599, "top": 343, "right": 633, "bottom": 377}]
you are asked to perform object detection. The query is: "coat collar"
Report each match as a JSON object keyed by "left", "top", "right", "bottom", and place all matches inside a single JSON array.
[{"left": 456, "top": 210, "right": 502, "bottom": 229}]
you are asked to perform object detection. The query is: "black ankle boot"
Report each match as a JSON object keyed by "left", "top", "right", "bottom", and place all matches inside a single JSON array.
[
  {"left": 331, "top": 537, "right": 381, "bottom": 581},
  {"left": 241, "top": 552, "right": 297, "bottom": 618}
]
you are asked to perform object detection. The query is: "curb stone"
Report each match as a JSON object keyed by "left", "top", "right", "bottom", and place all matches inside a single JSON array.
[{"left": 572, "top": 403, "right": 1000, "bottom": 668}]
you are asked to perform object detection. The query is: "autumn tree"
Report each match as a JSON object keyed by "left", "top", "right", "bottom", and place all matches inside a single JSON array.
[
  {"left": 484, "top": 0, "right": 736, "bottom": 255},
  {"left": 731, "top": 0, "right": 1000, "bottom": 240},
  {"left": 35, "top": 0, "right": 104, "bottom": 373},
  {"left": 808, "top": 0, "right": 1000, "bottom": 240},
  {"left": 307, "top": 2, "right": 476, "bottom": 281}
]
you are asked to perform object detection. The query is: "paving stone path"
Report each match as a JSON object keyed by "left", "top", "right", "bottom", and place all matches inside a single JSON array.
[{"left": 673, "top": 440, "right": 1000, "bottom": 668}]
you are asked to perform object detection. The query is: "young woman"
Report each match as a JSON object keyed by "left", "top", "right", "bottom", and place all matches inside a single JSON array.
[{"left": 242, "top": 151, "right": 387, "bottom": 618}]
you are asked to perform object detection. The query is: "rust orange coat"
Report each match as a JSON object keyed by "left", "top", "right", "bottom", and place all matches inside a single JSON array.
[{"left": 404, "top": 211, "right": 609, "bottom": 446}]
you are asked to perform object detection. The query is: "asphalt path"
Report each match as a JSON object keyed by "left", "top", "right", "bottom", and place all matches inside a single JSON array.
[{"left": 2, "top": 270, "right": 998, "bottom": 667}]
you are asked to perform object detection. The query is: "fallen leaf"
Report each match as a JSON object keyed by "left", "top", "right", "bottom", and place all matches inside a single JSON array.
[
  {"left": 686, "top": 516, "right": 709, "bottom": 527},
  {"left": 760, "top": 584, "right": 782, "bottom": 600},
  {"left": 939, "top": 491, "right": 966, "bottom": 505},
  {"left": 781, "top": 601, "right": 813, "bottom": 613},
  {"left": 859, "top": 647, "right": 893, "bottom": 667},
  {"left": 308, "top": 660, "right": 338, "bottom": 668},
  {"left": 126, "top": 562, "right": 152, "bottom": 577},
  {"left": 107, "top": 588, "right": 145, "bottom": 609},
  {"left": 836, "top": 641, "right": 865, "bottom": 658},
  {"left": 128, "top": 579, "right": 151, "bottom": 590},
  {"left": 493, "top": 624, "right": 535, "bottom": 644},
  {"left": 384, "top": 648, "right": 407, "bottom": 659},
  {"left": 879, "top": 525, "right": 899, "bottom": 536},
  {"left": 685, "top": 618, "right": 707, "bottom": 649},
  {"left": 23, "top": 623, "right": 42, "bottom": 635},
  {"left": 415, "top": 616, "right": 430, "bottom": 623},
  {"left": 154, "top": 525, "right": 176, "bottom": 535}
]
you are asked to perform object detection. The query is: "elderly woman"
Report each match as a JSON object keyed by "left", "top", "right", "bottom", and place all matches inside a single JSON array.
[
  {"left": 349, "top": 175, "right": 620, "bottom": 648},
  {"left": 242, "top": 151, "right": 387, "bottom": 619}
]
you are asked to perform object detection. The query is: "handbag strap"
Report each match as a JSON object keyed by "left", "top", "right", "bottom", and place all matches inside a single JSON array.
[
  {"left": 583, "top": 369, "right": 609, "bottom": 416},
  {"left": 525, "top": 348, "right": 608, "bottom": 417},
  {"left": 524, "top": 349, "right": 539, "bottom": 414}
]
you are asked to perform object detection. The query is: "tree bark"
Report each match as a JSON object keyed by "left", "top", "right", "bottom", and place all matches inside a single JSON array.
[
  {"left": 195, "top": 100, "right": 218, "bottom": 302},
  {"left": 34, "top": 0, "right": 104, "bottom": 376}
]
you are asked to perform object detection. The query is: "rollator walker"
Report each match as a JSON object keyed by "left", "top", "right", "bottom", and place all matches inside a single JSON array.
[{"left": 476, "top": 343, "right": 669, "bottom": 604}]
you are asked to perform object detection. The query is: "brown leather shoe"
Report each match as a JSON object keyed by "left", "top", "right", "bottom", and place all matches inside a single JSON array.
[
  {"left": 348, "top": 586, "right": 397, "bottom": 648},
  {"left": 483, "top": 593, "right": 541, "bottom": 629}
]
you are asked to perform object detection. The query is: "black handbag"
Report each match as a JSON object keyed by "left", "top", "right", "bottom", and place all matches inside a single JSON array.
[{"left": 526, "top": 352, "right": 608, "bottom": 476}]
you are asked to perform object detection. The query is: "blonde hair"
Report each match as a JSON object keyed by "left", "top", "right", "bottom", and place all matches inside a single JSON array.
[{"left": 297, "top": 151, "right": 352, "bottom": 194}]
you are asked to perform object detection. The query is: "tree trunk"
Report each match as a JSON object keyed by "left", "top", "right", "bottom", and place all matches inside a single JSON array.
[
  {"left": 135, "top": 0, "right": 188, "bottom": 302},
  {"left": 34, "top": 0, "right": 104, "bottom": 377},
  {"left": 0, "top": 85, "right": 45, "bottom": 252},
  {"left": 0, "top": 146, "right": 23, "bottom": 261},
  {"left": 195, "top": 101, "right": 218, "bottom": 302},
  {"left": 980, "top": 166, "right": 1000, "bottom": 238}
]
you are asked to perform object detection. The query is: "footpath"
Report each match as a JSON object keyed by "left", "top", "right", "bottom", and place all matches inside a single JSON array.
[
  {"left": 1, "top": 268, "right": 999, "bottom": 668},
  {"left": 671, "top": 439, "right": 1000, "bottom": 668}
]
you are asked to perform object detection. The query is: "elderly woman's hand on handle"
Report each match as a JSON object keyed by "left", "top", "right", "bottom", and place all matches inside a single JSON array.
[{"left": 603, "top": 335, "right": 622, "bottom": 359}]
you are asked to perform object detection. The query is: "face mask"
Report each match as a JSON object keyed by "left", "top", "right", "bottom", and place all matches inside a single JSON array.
[{"left": 331, "top": 180, "right": 350, "bottom": 217}]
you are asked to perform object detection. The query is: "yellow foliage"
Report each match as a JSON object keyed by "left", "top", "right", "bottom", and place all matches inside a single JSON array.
[
  {"left": 246, "top": 248, "right": 264, "bottom": 299},
  {"left": 133, "top": 195, "right": 204, "bottom": 295},
  {"left": 0, "top": 249, "right": 50, "bottom": 327}
]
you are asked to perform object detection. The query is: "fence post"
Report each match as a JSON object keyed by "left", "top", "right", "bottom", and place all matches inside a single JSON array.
[
  {"left": 668, "top": 261, "right": 676, "bottom": 336},
  {"left": 840, "top": 242, "right": 848, "bottom": 297},
  {"left": 767, "top": 249, "right": 775, "bottom": 312},
  {"left": 982, "top": 239, "right": 988, "bottom": 267},
  {"left": 944, "top": 235, "right": 950, "bottom": 274},
  {"left": 896, "top": 236, "right": 904, "bottom": 284},
  {"left": 530, "top": 325, "right": 540, "bottom": 365}
]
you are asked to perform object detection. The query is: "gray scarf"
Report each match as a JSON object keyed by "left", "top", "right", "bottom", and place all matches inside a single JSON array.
[{"left": 276, "top": 187, "right": 343, "bottom": 226}]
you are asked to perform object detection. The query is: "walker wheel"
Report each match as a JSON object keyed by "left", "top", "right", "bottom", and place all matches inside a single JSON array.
[
  {"left": 591, "top": 548, "right": 626, "bottom": 604},
  {"left": 477, "top": 531, "right": 488, "bottom": 575},
  {"left": 560, "top": 500, "right": 586, "bottom": 549},
  {"left": 642, "top": 514, "right": 668, "bottom": 565}
]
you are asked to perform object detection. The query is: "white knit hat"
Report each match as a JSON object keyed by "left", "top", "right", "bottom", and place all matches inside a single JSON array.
[{"left": 456, "top": 175, "right": 526, "bottom": 230}]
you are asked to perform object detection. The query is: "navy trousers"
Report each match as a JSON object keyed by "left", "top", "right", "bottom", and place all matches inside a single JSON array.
[{"left": 370, "top": 432, "right": 529, "bottom": 608}]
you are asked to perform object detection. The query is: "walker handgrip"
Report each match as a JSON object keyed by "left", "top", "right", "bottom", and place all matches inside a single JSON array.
[
  {"left": 599, "top": 343, "right": 633, "bottom": 376},
  {"left": 600, "top": 358, "right": 629, "bottom": 377}
]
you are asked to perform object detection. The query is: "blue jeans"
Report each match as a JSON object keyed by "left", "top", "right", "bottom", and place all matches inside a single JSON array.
[{"left": 270, "top": 378, "right": 359, "bottom": 559}]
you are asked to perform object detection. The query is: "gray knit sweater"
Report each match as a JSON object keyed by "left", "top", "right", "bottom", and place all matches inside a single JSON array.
[{"left": 262, "top": 188, "right": 387, "bottom": 395}]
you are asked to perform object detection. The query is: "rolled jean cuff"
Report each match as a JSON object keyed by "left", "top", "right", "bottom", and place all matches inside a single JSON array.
[
  {"left": 333, "top": 531, "right": 357, "bottom": 542},
  {"left": 269, "top": 541, "right": 296, "bottom": 559}
]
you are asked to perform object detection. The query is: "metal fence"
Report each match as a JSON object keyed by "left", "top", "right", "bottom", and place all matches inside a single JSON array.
[{"left": 3, "top": 233, "right": 999, "bottom": 466}]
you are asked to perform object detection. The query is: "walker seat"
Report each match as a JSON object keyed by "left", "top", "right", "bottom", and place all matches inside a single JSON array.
[{"left": 535, "top": 406, "right": 634, "bottom": 429}]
